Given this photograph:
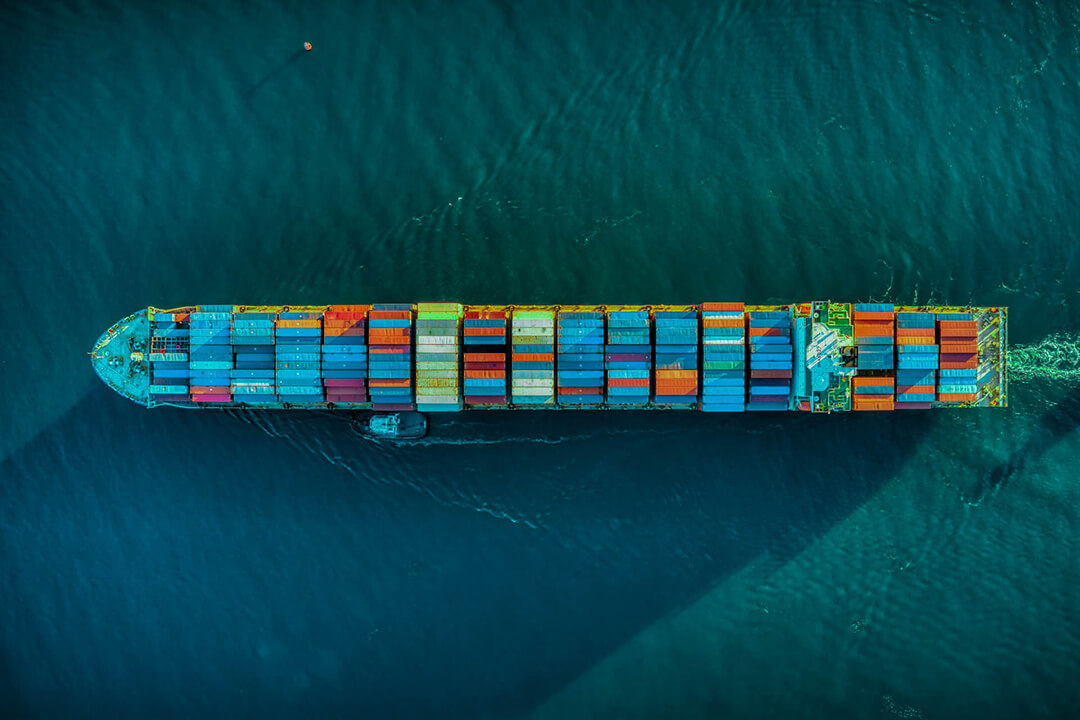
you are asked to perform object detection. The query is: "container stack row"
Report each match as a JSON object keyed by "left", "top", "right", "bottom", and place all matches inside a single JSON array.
[
  {"left": 322, "top": 305, "right": 368, "bottom": 406},
  {"left": 894, "top": 312, "right": 937, "bottom": 409},
  {"left": 747, "top": 310, "right": 792, "bottom": 411},
  {"left": 654, "top": 310, "right": 698, "bottom": 406},
  {"left": 700, "top": 302, "right": 746, "bottom": 412},
  {"left": 275, "top": 312, "right": 323, "bottom": 404},
  {"left": 463, "top": 309, "right": 509, "bottom": 406},
  {"left": 231, "top": 312, "right": 277, "bottom": 403},
  {"left": 148, "top": 311, "right": 191, "bottom": 402},
  {"left": 368, "top": 305, "right": 414, "bottom": 410},
  {"left": 937, "top": 314, "right": 979, "bottom": 402},
  {"left": 853, "top": 303, "right": 895, "bottom": 372},
  {"left": 852, "top": 376, "right": 895, "bottom": 410},
  {"left": 557, "top": 310, "right": 605, "bottom": 405},
  {"left": 512, "top": 310, "right": 556, "bottom": 405},
  {"left": 189, "top": 308, "right": 234, "bottom": 403},
  {"left": 605, "top": 310, "right": 650, "bottom": 406},
  {"left": 415, "top": 303, "right": 463, "bottom": 412}
]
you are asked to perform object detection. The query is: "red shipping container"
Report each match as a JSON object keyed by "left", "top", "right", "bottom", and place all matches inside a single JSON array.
[
  {"left": 324, "top": 311, "right": 367, "bottom": 320},
  {"left": 326, "top": 394, "right": 367, "bottom": 402},
  {"left": 751, "top": 370, "right": 792, "bottom": 379},
  {"left": 464, "top": 362, "right": 505, "bottom": 371},
  {"left": 464, "top": 327, "right": 505, "bottom": 336},
  {"left": 323, "top": 378, "right": 367, "bottom": 387},
  {"left": 465, "top": 353, "right": 505, "bottom": 362},
  {"left": 372, "top": 403, "right": 416, "bottom": 411},
  {"left": 192, "top": 394, "right": 233, "bottom": 402},
  {"left": 558, "top": 387, "right": 602, "bottom": 396},
  {"left": 749, "top": 327, "right": 787, "bottom": 337},
  {"left": 941, "top": 343, "right": 977, "bottom": 354},
  {"left": 368, "top": 311, "right": 412, "bottom": 319},
  {"left": 464, "top": 311, "right": 508, "bottom": 319},
  {"left": 607, "top": 354, "right": 650, "bottom": 362},
  {"left": 895, "top": 401, "right": 933, "bottom": 410}
]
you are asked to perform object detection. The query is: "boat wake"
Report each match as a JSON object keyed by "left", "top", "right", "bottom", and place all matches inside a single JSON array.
[{"left": 1006, "top": 332, "right": 1080, "bottom": 383}]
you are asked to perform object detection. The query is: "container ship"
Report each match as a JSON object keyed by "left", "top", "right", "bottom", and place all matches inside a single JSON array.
[{"left": 91, "top": 302, "right": 1007, "bottom": 413}]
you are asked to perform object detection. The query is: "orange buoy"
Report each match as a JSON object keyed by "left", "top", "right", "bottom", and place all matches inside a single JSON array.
[{"left": 304, "top": 42, "right": 312, "bottom": 51}]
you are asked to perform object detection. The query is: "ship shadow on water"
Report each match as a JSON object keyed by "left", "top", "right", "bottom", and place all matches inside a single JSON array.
[
  {"left": 966, "top": 383, "right": 1080, "bottom": 506},
  {"left": 1, "top": 390, "right": 931, "bottom": 718}
]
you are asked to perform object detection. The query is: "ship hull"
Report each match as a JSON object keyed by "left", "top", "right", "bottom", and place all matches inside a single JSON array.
[{"left": 91, "top": 302, "right": 1007, "bottom": 413}]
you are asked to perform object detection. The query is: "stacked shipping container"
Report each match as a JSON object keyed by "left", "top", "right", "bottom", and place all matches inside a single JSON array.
[
  {"left": 700, "top": 303, "right": 746, "bottom": 412},
  {"left": 937, "top": 314, "right": 979, "bottom": 402},
  {"left": 322, "top": 305, "right": 368, "bottom": 406},
  {"left": 852, "top": 303, "right": 896, "bottom": 411},
  {"left": 654, "top": 310, "right": 698, "bottom": 406},
  {"left": 148, "top": 311, "right": 191, "bottom": 402},
  {"left": 275, "top": 312, "right": 323, "bottom": 404},
  {"left": 368, "top": 304, "right": 414, "bottom": 410},
  {"left": 557, "top": 310, "right": 605, "bottom": 405},
  {"left": 895, "top": 312, "right": 937, "bottom": 409},
  {"left": 605, "top": 310, "right": 650, "bottom": 406},
  {"left": 231, "top": 312, "right": 277, "bottom": 403},
  {"left": 463, "top": 309, "right": 509, "bottom": 406},
  {"left": 512, "top": 310, "right": 555, "bottom": 405},
  {"left": 748, "top": 310, "right": 792, "bottom": 411},
  {"left": 189, "top": 308, "right": 233, "bottom": 403},
  {"left": 415, "top": 303, "right": 463, "bottom": 412},
  {"left": 852, "top": 376, "right": 895, "bottom": 410},
  {"left": 132, "top": 303, "right": 1002, "bottom": 412},
  {"left": 853, "top": 303, "right": 895, "bottom": 372}
]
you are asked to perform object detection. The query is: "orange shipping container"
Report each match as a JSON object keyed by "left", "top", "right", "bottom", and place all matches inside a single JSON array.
[
  {"left": 609, "top": 378, "right": 649, "bottom": 387},
  {"left": 464, "top": 327, "right": 505, "bottom": 337},
  {"left": 656, "top": 370, "right": 698, "bottom": 379},
  {"left": 938, "top": 392, "right": 976, "bottom": 402},
  {"left": 854, "top": 326, "right": 894, "bottom": 337},
  {"left": 852, "top": 311, "right": 895, "bottom": 321},
  {"left": 854, "top": 377, "right": 895, "bottom": 387},
  {"left": 701, "top": 302, "right": 745, "bottom": 311},
  {"left": 276, "top": 319, "right": 322, "bottom": 329},
  {"left": 368, "top": 311, "right": 412, "bottom": 319},
  {"left": 465, "top": 370, "right": 506, "bottom": 379},
  {"left": 941, "top": 343, "right": 978, "bottom": 354},
  {"left": 368, "top": 378, "right": 411, "bottom": 388},
  {"left": 513, "top": 353, "right": 554, "bottom": 362},
  {"left": 464, "top": 353, "right": 505, "bottom": 362},
  {"left": 704, "top": 318, "right": 746, "bottom": 328}
]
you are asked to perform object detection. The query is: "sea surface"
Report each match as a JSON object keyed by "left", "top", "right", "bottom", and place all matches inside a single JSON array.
[{"left": 2, "top": 1, "right": 1079, "bottom": 717}]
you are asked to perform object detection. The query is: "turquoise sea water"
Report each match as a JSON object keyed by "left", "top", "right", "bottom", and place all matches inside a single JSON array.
[{"left": 2, "top": 1, "right": 1079, "bottom": 717}]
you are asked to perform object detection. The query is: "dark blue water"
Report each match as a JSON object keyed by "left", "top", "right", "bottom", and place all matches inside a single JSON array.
[{"left": 2, "top": 1, "right": 1079, "bottom": 718}]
